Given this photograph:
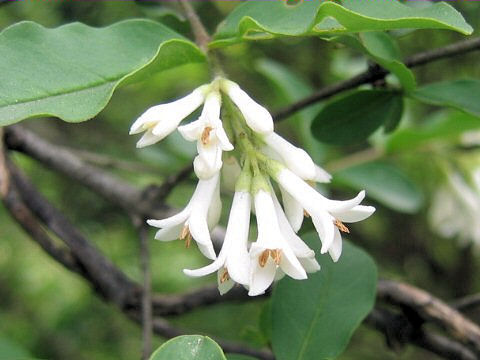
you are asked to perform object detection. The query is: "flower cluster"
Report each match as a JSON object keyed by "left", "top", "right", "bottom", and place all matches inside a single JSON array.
[{"left": 130, "top": 78, "right": 375, "bottom": 296}]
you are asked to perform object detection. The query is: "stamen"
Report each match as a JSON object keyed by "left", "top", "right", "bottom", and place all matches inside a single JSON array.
[
  {"left": 179, "top": 225, "right": 192, "bottom": 248},
  {"left": 259, "top": 250, "right": 270, "bottom": 267},
  {"left": 334, "top": 219, "right": 350, "bottom": 233},
  {"left": 271, "top": 249, "right": 282, "bottom": 265},
  {"left": 201, "top": 126, "right": 213, "bottom": 145},
  {"left": 220, "top": 269, "right": 230, "bottom": 284},
  {"left": 303, "top": 210, "right": 310, "bottom": 218}
]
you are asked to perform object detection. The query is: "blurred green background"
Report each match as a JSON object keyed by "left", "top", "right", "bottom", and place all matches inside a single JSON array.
[{"left": 1, "top": 1, "right": 480, "bottom": 359}]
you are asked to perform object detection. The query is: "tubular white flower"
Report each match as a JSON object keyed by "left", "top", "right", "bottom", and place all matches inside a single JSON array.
[
  {"left": 263, "top": 132, "right": 317, "bottom": 180},
  {"left": 183, "top": 190, "right": 251, "bottom": 294},
  {"left": 178, "top": 91, "right": 234, "bottom": 179},
  {"left": 130, "top": 84, "right": 209, "bottom": 148},
  {"left": 249, "top": 189, "right": 307, "bottom": 296},
  {"left": 272, "top": 193, "right": 320, "bottom": 272},
  {"left": 273, "top": 166, "right": 375, "bottom": 255},
  {"left": 261, "top": 135, "right": 331, "bottom": 232},
  {"left": 147, "top": 173, "right": 220, "bottom": 260},
  {"left": 220, "top": 79, "right": 273, "bottom": 135}
]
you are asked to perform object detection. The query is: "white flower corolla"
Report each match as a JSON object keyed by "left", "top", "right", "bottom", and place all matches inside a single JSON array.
[
  {"left": 261, "top": 136, "right": 332, "bottom": 232},
  {"left": 130, "top": 84, "right": 210, "bottom": 148},
  {"left": 183, "top": 190, "right": 251, "bottom": 294},
  {"left": 263, "top": 132, "right": 317, "bottom": 180},
  {"left": 272, "top": 193, "right": 320, "bottom": 273},
  {"left": 178, "top": 91, "right": 234, "bottom": 179},
  {"left": 271, "top": 164, "right": 375, "bottom": 258},
  {"left": 249, "top": 188, "right": 307, "bottom": 296},
  {"left": 220, "top": 79, "right": 274, "bottom": 135},
  {"left": 430, "top": 170, "right": 480, "bottom": 244},
  {"left": 147, "top": 173, "right": 220, "bottom": 260}
]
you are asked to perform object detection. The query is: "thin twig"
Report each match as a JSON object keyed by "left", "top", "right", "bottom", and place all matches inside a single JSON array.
[
  {"left": 178, "top": 0, "right": 211, "bottom": 52},
  {"left": 452, "top": 293, "right": 480, "bottom": 313},
  {"left": 274, "top": 37, "right": 480, "bottom": 121}
]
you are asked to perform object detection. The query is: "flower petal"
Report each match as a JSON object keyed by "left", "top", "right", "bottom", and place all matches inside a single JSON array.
[
  {"left": 280, "top": 247, "right": 308, "bottom": 280},
  {"left": 154, "top": 224, "right": 183, "bottom": 242},
  {"left": 299, "top": 257, "right": 321, "bottom": 273},
  {"left": 248, "top": 258, "right": 276, "bottom": 296},
  {"left": 197, "top": 242, "right": 217, "bottom": 260},
  {"left": 310, "top": 210, "right": 335, "bottom": 254},
  {"left": 177, "top": 119, "right": 204, "bottom": 142},
  {"left": 280, "top": 185, "right": 304, "bottom": 233},
  {"left": 329, "top": 227, "right": 343, "bottom": 262},
  {"left": 332, "top": 205, "right": 376, "bottom": 223},
  {"left": 147, "top": 208, "right": 189, "bottom": 229},
  {"left": 136, "top": 129, "right": 161, "bottom": 148},
  {"left": 221, "top": 79, "right": 273, "bottom": 134},
  {"left": 264, "top": 132, "right": 316, "bottom": 180},
  {"left": 183, "top": 254, "right": 225, "bottom": 277}
]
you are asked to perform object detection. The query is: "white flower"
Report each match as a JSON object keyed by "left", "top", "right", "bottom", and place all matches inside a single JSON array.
[
  {"left": 263, "top": 132, "right": 317, "bottom": 180},
  {"left": 261, "top": 133, "right": 332, "bottom": 232},
  {"left": 178, "top": 91, "right": 233, "bottom": 179},
  {"left": 272, "top": 193, "right": 320, "bottom": 273},
  {"left": 147, "top": 173, "right": 220, "bottom": 260},
  {"left": 130, "top": 84, "right": 210, "bottom": 148},
  {"left": 249, "top": 189, "right": 307, "bottom": 296},
  {"left": 430, "top": 170, "right": 480, "bottom": 244},
  {"left": 183, "top": 190, "right": 251, "bottom": 294},
  {"left": 272, "top": 166, "right": 375, "bottom": 259},
  {"left": 220, "top": 79, "right": 274, "bottom": 135}
]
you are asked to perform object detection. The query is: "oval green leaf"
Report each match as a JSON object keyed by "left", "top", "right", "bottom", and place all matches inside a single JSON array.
[
  {"left": 311, "top": 89, "right": 403, "bottom": 145},
  {"left": 149, "top": 335, "right": 226, "bottom": 360},
  {"left": 359, "top": 32, "right": 416, "bottom": 92},
  {"left": 211, "top": 0, "right": 472, "bottom": 48},
  {"left": 333, "top": 161, "right": 424, "bottom": 213},
  {"left": 0, "top": 20, "right": 205, "bottom": 126},
  {"left": 411, "top": 79, "right": 480, "bottom": 117},
  {"left": 272, "top": 238, "right": 377, "bottom": 360}
]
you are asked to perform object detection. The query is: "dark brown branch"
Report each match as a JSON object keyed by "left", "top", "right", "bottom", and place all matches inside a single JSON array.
[
  {"left": 8, "top": 161, "right": 141, "bottom": 308},
  {"left": 4, "top": 125, "right": 168, "bottom": 219},
  {"left": 377, "top": 279, "right": 480, "bottom": 354},
  {"left": 274, "top": 36, "right": 480, "bottom": 121},
  {"left": 366, "top": 308, "right": 477, "bottom": 360},
  {"left": 178, "top": 0, "right": 211, "bottom": 52}
]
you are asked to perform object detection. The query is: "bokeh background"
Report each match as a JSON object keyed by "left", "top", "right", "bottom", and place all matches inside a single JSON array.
[{"left": 0, "top": 1, "right": 479, "bottom": 359}]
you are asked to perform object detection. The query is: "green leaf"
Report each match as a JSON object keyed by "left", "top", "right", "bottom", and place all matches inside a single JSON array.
[
  {"left": 311, "top": 89, "right": 403, "bottom": 145},
  {"left": 386, "top": 111, "right": 480, "bottom": 153},
  {"left": 359, "top": 32, "right": 415, "bottom": 92},
  {"left": 333, "top": 162, "right": 424, "bottom": 213},
  {"left": 272, "top": 238, "right": 377, "bottom": 360},
  {"left": 211, "top": 0, "right": 472, "bottom": 48},
  {"left": 0, "top": 20, "right": 205, "bottom": 126},
  {"left": 149, "top": 335, "right": 226, "bottom": 360},
  {"left": 411, "top": 79, "right": 480, "bottom": 117}
]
